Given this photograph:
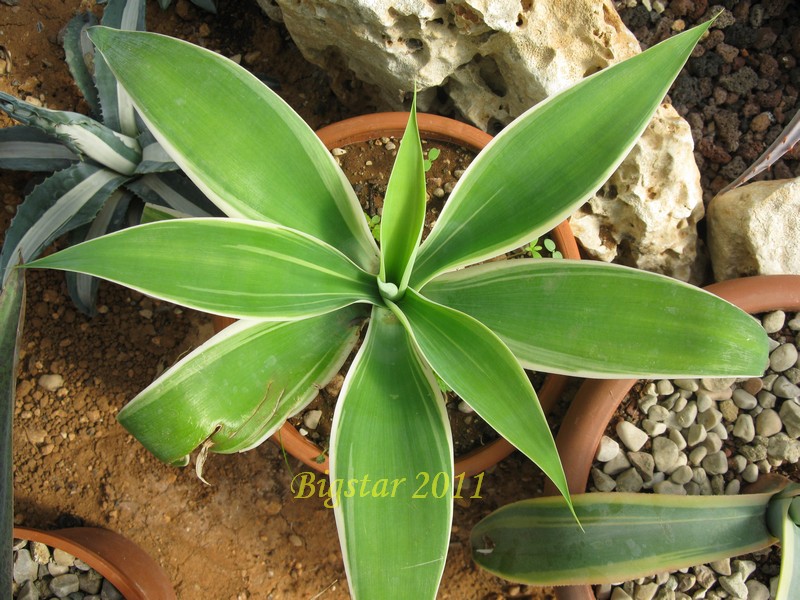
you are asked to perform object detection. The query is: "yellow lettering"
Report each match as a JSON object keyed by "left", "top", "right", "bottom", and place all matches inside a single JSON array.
[
  {"left": 291, "top": 472, "right": 316, "bottom": 500},
  {"left": 390, "top": 477, "right": 406, "bottom": 497},
  {"left": 371, "top": 479, "right": 389, "bottom": 498}
]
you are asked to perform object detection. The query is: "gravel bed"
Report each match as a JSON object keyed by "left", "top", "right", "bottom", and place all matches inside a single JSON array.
[
  {"left": 591, "top": 311, "right": 800, "bottom": 600},
  {"left": 614, "top": 0, "right": 800, "bottom": 203},
  {"left": 12, "top": 538, "right": 124, "bottom": 600}
]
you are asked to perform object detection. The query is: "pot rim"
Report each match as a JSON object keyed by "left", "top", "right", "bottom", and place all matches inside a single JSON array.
[
  {"left": 548, "top": 274, "right": 800, "bottom": 600},
  {"left": 13, "top": 526, "right": 176, "bottom": 600}
]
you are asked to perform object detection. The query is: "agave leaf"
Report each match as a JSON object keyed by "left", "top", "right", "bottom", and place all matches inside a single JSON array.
[
  {"left": 766, "top": 484, "right": 800, "bottom": 600},
  {"left": 189, "top": 0, "right": 217, "bottom": 13},
  {"left": 0, "top": 126, "right": 78, "bottom": 171},
  {"left": 118, "top": 306, "right": 364, "bottom": 464},
  {"left": 64, "top": 189, "right": 133, "bottom": 315},
  {"left": 471, "top": 491, "right": 777, "bottom": 585},
  {"left": 126, "top": 172, "right": 220, "bottom": 217},
  {"left": 0, "top": 269, "right": 24, "bottom": 598},
  {"left": 422, "top": 259, "right": 769, "bottom": 378},
  {"left": 88, "top": 27, "right": 379, "bottom": 272},
  {"left": 135, "top": 128, "right": 179, "bottom": 173},
  {"left": 62, "top": 11, "right": 101, "bottom": 116},
  {"left": 94, "top": 0, "right": 145, "bottom": 137},
  {"left": 0, "top": 163, "right": 129, "bottom": 287},
  {"left": 378, "top": 95, "right": 426, "bottom": 297},
  {"left": 392, "top": 288, "right": 572, "bottom": 512},
  {"left": 330, "top": 306, "right": 452, "bottom": 599},
  {"left": 26, "top": 218, "right": 380, "bottom": 319},
  {"left": 410, "top": 22, "right": 712, "bottom": 286}
]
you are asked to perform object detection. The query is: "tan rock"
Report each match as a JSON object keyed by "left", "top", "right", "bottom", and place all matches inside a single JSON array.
[{"left": 707, "top": 178, "right": 800, "bottom": 281}]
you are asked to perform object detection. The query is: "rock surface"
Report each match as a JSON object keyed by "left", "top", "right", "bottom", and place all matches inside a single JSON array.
[
  {"left": 707, "top": 177, "right": 800, "bottom": 281},
  {"left": 257, "top": 0, "right": 705, "bottom": 281}
]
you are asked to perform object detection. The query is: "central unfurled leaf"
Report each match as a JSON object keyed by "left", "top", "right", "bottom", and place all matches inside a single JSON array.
[
  {"left": 392, "top": 289, "right": 573, "bottom": 514},
  {"left": 422, "top": 259, "right": 770, "bottom": 378},
  {"left": 410, "top": 22, "right": 712, "bottom": 287},
  {"left": 25, "top": 218, "right": 380, "bottom": 319},
  {"left": 118, "top": 306, "right": 365, "bottom": 465},
  {"left": 378, "top": 95, "right": 426, "bottom": 297},
  {"left": 87, "top": 26, "right": 379, "bottom": 272},
  {"left": 471, "top": 491, "right": 778, "bottom": 585},
  {"left": 331, "top": 306, "right": 453, "bottom": 599}
]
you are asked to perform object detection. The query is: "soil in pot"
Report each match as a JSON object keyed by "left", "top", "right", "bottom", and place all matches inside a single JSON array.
[{"left": 588, "top": 309, "right": 800, "bottom": 600}]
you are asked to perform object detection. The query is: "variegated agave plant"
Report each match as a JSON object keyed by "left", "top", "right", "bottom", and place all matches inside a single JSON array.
[
  {"left": 157, "top": 0, "right": 217, "bottom": 13},
  {"left": 471, "top": 475, "right": 800, "bottom": 600},
  {"left": 24, "top": 22, "right": 768, "bottom": 599},
  {"left": 0, "top": 0, "right": 216, "bottom": 314}
]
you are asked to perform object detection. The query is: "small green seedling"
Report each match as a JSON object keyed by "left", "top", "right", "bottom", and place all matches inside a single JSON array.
[
  {"left": 423, "top": 147, "right": 440, "bottom": 172},
  {"left": 525, "top": 237, "right": 563, "bottom": 259}
]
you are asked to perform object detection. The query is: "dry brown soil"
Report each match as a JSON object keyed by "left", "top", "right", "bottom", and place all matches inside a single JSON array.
[{"left": 2, "top": 1, "right": 555, "bottom": 598}]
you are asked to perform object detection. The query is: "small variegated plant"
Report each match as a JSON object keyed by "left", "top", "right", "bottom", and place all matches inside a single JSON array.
[
  {"left": 24, "top": 22, "right": 769, "bottom": 599},
  {"left": 471, "top": 475, "right": 800, "bottom": 600},
  {"left": 0, "top": 0, "right": 215, "bottom": 314}
]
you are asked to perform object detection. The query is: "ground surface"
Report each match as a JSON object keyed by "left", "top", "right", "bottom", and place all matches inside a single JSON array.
[{"left": 2, "top": 1, "right": 799, "bottom": 599}]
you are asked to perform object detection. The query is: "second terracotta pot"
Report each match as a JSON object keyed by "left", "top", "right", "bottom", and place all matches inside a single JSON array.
[{"left": 546, "top": 274, "right": 800, "bottom": 600}]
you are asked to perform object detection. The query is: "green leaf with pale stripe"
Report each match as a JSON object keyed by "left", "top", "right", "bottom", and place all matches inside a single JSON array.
[
  {"left": 88, "top": 27, "right": 379, "bottom": 272},
  {"left": 392, "top": 289, "right": 572, "bottom": 513},
  {"left": 330, "top": 306, "right": 452, "bottom": 599},
  {"left": 422, "top": 259, "right": 769, "bottom": 378},
  {"left": 471, "top": 491, "right": 777, "bottom": 585},
  {"left": 118, "top": 306, "right": 364, "bottom": 464},
  {"left": 378, "top": 95, "right": 426, "bottom": 297},
  {"left": 62, "top": 11, "right": 100, "bottom": 117},
  {"left": 26, "top": 218, "right": 380, "bottom": 319},
  {"left": 410, "top": 22, "right": 712, "bottom": 286},
  {"left": 0, "top": 163, "right": 128, "bottom": 287},
  {"left": 0, "top": 268, "right": 24, "bottom": 598},
  {"left": 126, "top": 172, "right": 221, "bottom": 218},
  {"left": 0, "top": 126, "right": 78, "bottom": 171},
  {"left": 766, "top": 484, "right": 800, "bottom": 600}
]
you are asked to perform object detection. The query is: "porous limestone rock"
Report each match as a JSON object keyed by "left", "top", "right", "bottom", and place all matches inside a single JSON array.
[
  {"left": 707, "top": 178, "right": 800, "bottom": 281},
  {"left": 257, "top": 0, "right": 705, "bottom": 280}
]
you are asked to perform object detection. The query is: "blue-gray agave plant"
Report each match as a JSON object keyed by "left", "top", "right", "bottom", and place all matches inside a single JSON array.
[{"left": 0, "top": 0, "right": 216, "bottom": 314}]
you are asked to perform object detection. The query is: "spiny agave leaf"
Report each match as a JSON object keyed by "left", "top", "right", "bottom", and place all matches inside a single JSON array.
[
  {"left": 88, "top": 27, "right": 379, "bottom": 272},
  {"left": 26, "top": 218, "right": 381, "bottom": 320},
  {"left": 62, "top": 11, "right": 100, "bottom": 116},
  {"left": 0, "top": 268, "right": 24, "bottom": 597},
  {"left": 64, "top": 189, "right": 133, "bottom": 315},
  {"left": 94, "top": 0, "right": 146, "bottom": 138},
  {"left": 189, "top": 0, "right": 217, "bottom": 13},
  {"left": 0, "top": 92, "right": 141, "bottom": 175},
  {"left": 0, "top": 163, "right": 129, "bottom": 287},
  {"left": 378, "top": 95, "right": 426, "bottom": 298},
  {"left": 411, "top": 21, "right": 712, "bottom": 286},
  {"left": 0, "top": 126, "right": 78, "bottom": 171},
  {"left": 766, "top": 484, "right": 800, "bottom": 600},
  {"left": 118, "top": 307, "right": 364, "bottom": 464},
  {"left": 471, "top": 491, "right": 777, "bottom": 585},
  {"left": 125, "top": 172, "right": 220, "bottom": 217},
  {"left": 330, "top": 305, "right": 452, "bottom": 599},
  {"left": 422, "top": 259, "right": 769, "bottom": 378}
]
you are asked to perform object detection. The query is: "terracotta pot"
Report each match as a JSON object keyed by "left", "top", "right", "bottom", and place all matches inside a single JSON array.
[
  {"left": 544, "top": 274, "right": 800, "bottom": 600},
  {"left": 216, "top": 112, "right": 582, "bottom": 477},
  {"left": 13, "top": 526, "right": 176, "bottom": 600}
]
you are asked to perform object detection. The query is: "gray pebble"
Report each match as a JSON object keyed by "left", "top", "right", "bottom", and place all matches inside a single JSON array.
[
  {"left": 668, "top": 429, "right": 687, "bottom": 451},
  {"left": 653, "top": 437, "right": 680, "bottom": 472},
  {"left": 639, "top": 394, "right": 659, "bottom": 413},
  {"left": 718, "top": 572, "right": 747, "bottom": 598},
  {"left": 616, "top": 467, "right": 644, "bottom": 492},
  {"left": 611, "top": 588, "right": 633, "bottom": 600},
  {"left": 757, "top": 390, "right": 777, "bottom": 409},
  {"left": 643, "top": 419, "right": 668, "bottom": 437},
  {"left": 648, "top": 405, "right": 671, "bottom": 423},
  {"left": 673, "top": 379, "right": 699, "bottom": 392},
  {"left": 669, "top": 465, "right": 693, "bottom": 485},
  {"left": 761, "top": 310, "right": 785, "bottom": 333},
  {"left": 37, "top": 373, "right": 63, "bottom": 392},
  {"left": 702, "top": 431, "right": 723, "bottom": 453},
  {"left": 53, "top": 549, "right": 75, "bottom": 568},
  {"left": 731, "top": 388, "right": 758, "bottom": 410},
  {"left": 652, "top": 480, "right": 686, "bottom": 495},
  {"left": 596, "top": 435, "right": 620, "bottom": 462},
  {"left": 762, "top": 373, "right": 779, "bottom": 391},
  {"left": 709, "top": 558, "right": 732, "bottom": 576},
  {"left": 732, "top": 414, "right": 755, "bottom": 442},
  {"left": 604, "top": 452, "right": 632, "bottom": 476},
  {"left": 688, "top": 446, "right": 707, "bottom": 466},
  {"left": 30, "top": 542, "right": 50, "bottom": 565},
  {"left": 50, "top": 573, "right": 80, "bottom": 597},
  {"left": 701, "top": 451, "right": 728, "bottom": 475},
  {"left": 701, "top": 378, "right": 736, "bottom": 392},
  {"left": 629, "top": 451, "right": 655, "bottom": 481},
  {"left": 718, "top": 399, "right": 738, "bottom": 423},
  {"left": 101, "top": 579, "right": 125, "bottom": 600},
  {"left": 724, "top": 479, "right": 741, "bottom": 495},
  {"left": 16, "top": 580, "right": 39, "bottom": 600},
  {"left": 686, "top": 424, "right": 707, "bottom": 447},
  {"left": 656, "top": 380, "right": 675, "bottom": 395},
  {"left": 616, "top": 421, "right": 649, "bottom": 451},
  {"left": 773, "top": 375, "right": 800, "bottom": 399},
  {"left": 694, "top": 565, "right": 716, "bottom": 589},
  {"left": 636, "top": 582, "right": 659, "bottom": 600},
  {"left": 788, "top": 316, "right": 800, "bottom": 331},
  {"left": 755, "top": 408, "right": 783, "bottom": 436},
  {"left": 591, "top": 467, "right": 616, "bottom": 492},
  {"left": 695, "top": 392, "right": 714, "bottom": 413},
  {"left": 697, "top": 408, "right": 722, "bottom": 430},
  {"left": 745, "top": 579, "right": 770, "bottom": 600},
  {"left": 675, "top": 403, "right": 697, "bottom": 428},
  {"left": 730, "top": 454, "right": 747, "bottom": 473},
  {"left": 770, "top": 343, "right": 798, "bottom": 372},
  {"left": 742, "top": 462, "right": 760, "bottom": 483},
  {"left": 767, "top": 433, "right": 800, "bottom": 463},
  {"left": 13, "top": 549, "right": 38, "bottom": 584},
  {"left": 739, "top": 441, "right": 767, "bottom": 463},
  {"left": 779, "top": 400, "right": 800, "bottom": 438}
]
